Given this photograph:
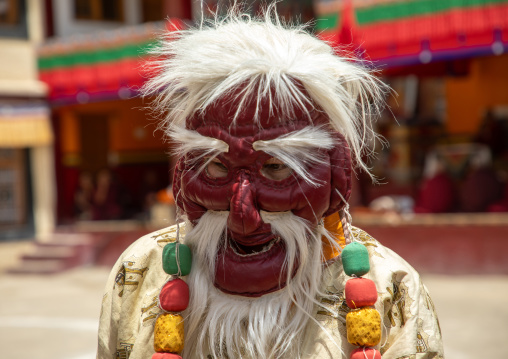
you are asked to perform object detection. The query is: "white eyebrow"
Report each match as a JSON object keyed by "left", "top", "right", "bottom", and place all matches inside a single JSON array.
[
  {"left": 169, "top": 126, "right": 229, "bottom": 176},
  {"left": 170, "top": 126, "right": 229, "bottom": 157},
  {"left": 253, "top": 126, "right": 336, "bottom": 187}
]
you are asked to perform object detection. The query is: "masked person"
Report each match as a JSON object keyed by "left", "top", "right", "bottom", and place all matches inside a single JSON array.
[{"left": 97, "top": 6, "right": 443, "bottom": 359}]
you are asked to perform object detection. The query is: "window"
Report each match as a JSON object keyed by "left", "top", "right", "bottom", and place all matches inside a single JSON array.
[
  {"left": 0, "top": 0, "right": 19, "bottom": 25},
  {"left": 74, "top": 0, "right": 124, "bottom": 22},
  {"left": 0, "top": 149, "right": 27, "bottom": 226},
  {"left": 142, "top": 0, "right": 163, "bottom": 23},
  {"left": 142, "top": 0, "right": 192, "bottom": 22},
  {"left": 0, "top": 0, "right": 27, "bottom": 38}
]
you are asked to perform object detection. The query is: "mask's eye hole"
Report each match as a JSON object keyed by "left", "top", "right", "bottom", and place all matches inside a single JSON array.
[
  {"left": 205, "top": 157, "right": 228, "bottom": 179},
  {"left": 261, "top": 158, "right": 292, "bottom": 181}
]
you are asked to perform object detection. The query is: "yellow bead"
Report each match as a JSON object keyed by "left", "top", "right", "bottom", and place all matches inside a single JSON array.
[
  {"left": 346, "top": 307, "right": 381, "bottom": 347},
  {"left": 153, "top": 313, "right": 185, "bottom": 353}
]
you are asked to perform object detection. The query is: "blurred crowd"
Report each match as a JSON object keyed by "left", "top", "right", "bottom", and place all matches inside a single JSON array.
[{"left": 74, "top": 169, "right": 175, "bottom": 224}]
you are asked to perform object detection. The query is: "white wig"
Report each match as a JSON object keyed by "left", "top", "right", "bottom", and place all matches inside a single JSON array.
[{"left": 143, "top": 3, "right": 386, "bottom": 177}]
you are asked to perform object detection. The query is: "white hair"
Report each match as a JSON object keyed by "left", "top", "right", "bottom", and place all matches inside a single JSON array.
[
  {"left": 181, "top": 210, "right": 341, "bottom": 358},
  {"left": 252, "top": 126, "right": 336, "bottom": 187},
  {"left": 143, "top": 3, "right": 386, "bottom": 177},
  {"left": 169, "top": 126, "right": 229, "bottom": 177}
]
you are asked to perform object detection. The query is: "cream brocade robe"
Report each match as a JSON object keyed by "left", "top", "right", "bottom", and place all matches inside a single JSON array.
[{"left": 97, "top": 225, "right": 444, "bottom": 359}]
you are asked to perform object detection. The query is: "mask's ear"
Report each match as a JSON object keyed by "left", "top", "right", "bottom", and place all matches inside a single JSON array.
[{"left": 323, "top": 133, "right": 352, "bottom": 217}]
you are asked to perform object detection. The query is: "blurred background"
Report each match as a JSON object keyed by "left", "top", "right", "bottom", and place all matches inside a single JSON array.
[{"left": 0, "top": 0, "right": 507, "bottom": 358}]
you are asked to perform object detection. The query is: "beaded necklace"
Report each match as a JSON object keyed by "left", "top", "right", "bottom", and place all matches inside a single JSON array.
[
  {"left": 152, "top": 238, "right": 192, "bottom": 359},
  {"left": 151, "top": 214, "right": 382, "bottom": 359}
]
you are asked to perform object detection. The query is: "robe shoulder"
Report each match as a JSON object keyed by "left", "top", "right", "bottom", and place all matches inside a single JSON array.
[{"left": 97, "top": 224, "right": 183, "bottom": 359}]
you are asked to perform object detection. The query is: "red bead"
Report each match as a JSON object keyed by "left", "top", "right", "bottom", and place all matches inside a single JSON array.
[
  {"left": 350, "top": 347, "right": 381, "bottom": 359},
  {"left": 159, "top": 278, "right": 190, "bottom": 312},
  {"left": 152, "top": 353, "right": 182, "bottom": 359},
  {"left": 345, "top": 277, "right": 378, "bottom": 309}
]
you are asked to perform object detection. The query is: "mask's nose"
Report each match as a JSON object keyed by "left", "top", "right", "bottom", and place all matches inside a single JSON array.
[{"left": 228, "top": 171, "right": 263, "bottom": 236}]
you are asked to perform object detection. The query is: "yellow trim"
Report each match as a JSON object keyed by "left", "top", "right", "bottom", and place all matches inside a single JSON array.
[
  {"left": 0, "top": 114, "right": 53, "bottom": 147},
  {"left": 125, "top": 267, "right": 148, "bottom": 275},
  {"left": 143, "top": 314, "right": 158, "bottom": 323},
  {"left": 141, "top": 301, "right": 157, "bottom": 313}
]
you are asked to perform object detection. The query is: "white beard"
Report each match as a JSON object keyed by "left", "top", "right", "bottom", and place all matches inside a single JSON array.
[{"left": 180, "top": 210, "right": 333, "bottom": 359}]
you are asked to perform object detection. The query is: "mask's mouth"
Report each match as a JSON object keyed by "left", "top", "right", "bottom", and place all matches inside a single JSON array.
[
  {"left": 229, "top": 234, "right": 281, "bottom": 256},
  {"left": 214, "top": 231, "right": 295, "bottom": 297}
]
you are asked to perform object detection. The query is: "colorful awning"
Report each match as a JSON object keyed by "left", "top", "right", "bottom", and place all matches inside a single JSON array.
[
  {"left": 316, "top": 0, "right": 508, "bottom": 68},
  {"left": 38, "top": 19, "right": 184, "bottom": 105}
]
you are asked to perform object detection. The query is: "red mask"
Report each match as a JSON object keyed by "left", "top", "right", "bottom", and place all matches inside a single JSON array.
[{"left": 173, "top": 95, "right": 352, "bottom": 297}]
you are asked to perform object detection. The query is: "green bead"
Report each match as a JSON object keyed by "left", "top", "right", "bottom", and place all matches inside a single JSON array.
[
  {"left": 162, "top": 242, "right": 192, "bottom": 276},
  {"left": 341, "top": 242, "right": 370, "bottom": 277}
]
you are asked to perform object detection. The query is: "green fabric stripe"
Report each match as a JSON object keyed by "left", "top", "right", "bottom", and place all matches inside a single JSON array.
[
  {"left": 316, "top": 13, "right": 340, "bottom": 32},
  {"left": 357, "top": 0, "right": 508, "bottom": 25},
  {"left": 38, "top": 40, "right": 156, "bottom": 70},
  {"left": 316, "top": 0, "right": 508, "bottom": 30}
]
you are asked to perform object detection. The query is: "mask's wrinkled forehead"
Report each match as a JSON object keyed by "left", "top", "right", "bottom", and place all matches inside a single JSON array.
[{"left": 186, "top": 84, "right": 324, "bottom": 133}]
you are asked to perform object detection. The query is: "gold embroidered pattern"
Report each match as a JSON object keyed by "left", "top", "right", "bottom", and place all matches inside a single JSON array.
[
  {"left": 152, "top": 227, "right": 179, "bottom": 246},
  {"left": 114, "top": 262, "right": 148, "bottom": 297},
  {"left": 416, "top": 318, "right": 430, "bottom": 353},
  {"left": 385, "top": 273, "right": 414, "bottom": 328},
  {"left": 317, "top": 293, "right": 343, "bottom": 317},
  {"left": 351, "top": 227, "right": 385, "bottom": 259},
  {"left": 316, "top": 288, "right": 351, "bottom": 334},
  {"left": 141, "top": 295, "right": 161, "bottom": 325},
  {"left": 115, "top": 342, "right": 133, "bottom": 359}
]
